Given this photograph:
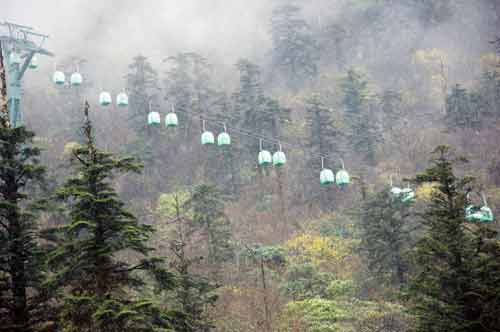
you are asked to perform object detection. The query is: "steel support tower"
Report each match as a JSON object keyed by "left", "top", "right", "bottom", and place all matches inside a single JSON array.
[{"left": 0, "top": 21, "right": 53, "bottom": 127}]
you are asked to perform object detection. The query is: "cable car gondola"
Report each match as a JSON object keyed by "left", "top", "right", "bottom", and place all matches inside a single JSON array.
[
  {"left": 258, "top": 140, "right": 272, "bottom": 166},
  {"left": 335, "top": 159, "right": 350, "bottom": 186},
  {"left": 465, "top": 192, "right": 494, "bottom": 223},
  {"left": 272, "top": 143, "right": 286, "bottom": 167},
  {"left": 319, "top": 157, "right": 335, "bottom": 185},
  {"left": 217, "top": 124, "right": 231, "bottom": 146},
  {"left": 201, "top": 121, "right": 215, "bottom": 145}
]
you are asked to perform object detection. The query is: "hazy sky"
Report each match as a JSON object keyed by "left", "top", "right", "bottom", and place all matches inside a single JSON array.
[
  {"left": 2, "top": 0, "right": 276, "bottom": 68},
  {"left": 3, "top": 0, "right": 499, "bottom": 91}
]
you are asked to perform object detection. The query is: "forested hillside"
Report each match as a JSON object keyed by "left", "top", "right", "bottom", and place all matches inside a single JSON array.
[{"left": 1, "top": 1, "right": 500, "bottom": 331}]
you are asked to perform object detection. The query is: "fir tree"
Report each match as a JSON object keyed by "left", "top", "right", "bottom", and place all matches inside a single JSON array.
[
  {"left": 0, "top": 123, "right": 52, "bottom": 332},
  {"left": 360, "top": 190, "right": 413, "bottom": 288},
  {"left": 46, "top": 102, "right": 175, "bottom": 332},
  {"left": 270, "top": 4, "right": 319, "bottom": 90},
  {"left": 409, "top": 145, "right": 500, "bottom": 332}
]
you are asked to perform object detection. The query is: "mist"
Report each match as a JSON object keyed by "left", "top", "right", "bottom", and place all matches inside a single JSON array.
[{"left": 2, "top": 1, "right": 500, "bottom": 331}]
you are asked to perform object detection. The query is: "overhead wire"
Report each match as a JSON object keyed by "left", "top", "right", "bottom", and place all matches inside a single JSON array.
[{"left": 152, "top": 106, "right": 347, "bottom": 169}]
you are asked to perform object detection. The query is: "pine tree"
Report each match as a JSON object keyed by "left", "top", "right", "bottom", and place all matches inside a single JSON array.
[
  {"left": 270, "top": 3, "right": 319, "bottom": 90},
  {"left": 0, "top": 122, "right": 53, "bottom": 332},
  {"left": 409, "top": 145, "right": 500, "bottom": 332},
  {"left": 360, "top": 190, "right": 413, "bottom": 288},
  {"left": 46, "top": 102, "right": 175, "bottom": 332}
]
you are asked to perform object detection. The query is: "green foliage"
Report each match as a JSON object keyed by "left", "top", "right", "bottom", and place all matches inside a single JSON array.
[
  {"left": 280, "top": 262, "right": 336, "bottom": 300},
  {"left": 45, "top": 107, "right": 176, "bottom": 332},
  {"left": 282, "top": 297, "right": 408, "bottom": 332},
  {"left": 284, "top": 298, "right": 348, "bottom": 332},
  {"left": 0, "top": 126, "right": 52, "bottom": 332},
  {"left": 245, "top": 245, "right": 286, "bottom": 269},
  {"left": 409, "top": 145, "right": 500, "bottom": 332},
  {"left": 326, "top": 279, "right": 356, "bottom": 298}
]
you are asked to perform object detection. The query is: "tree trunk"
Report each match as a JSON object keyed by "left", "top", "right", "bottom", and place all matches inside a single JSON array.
[{"left": 260, "top": 258, "right": 271, "bottom": 332}]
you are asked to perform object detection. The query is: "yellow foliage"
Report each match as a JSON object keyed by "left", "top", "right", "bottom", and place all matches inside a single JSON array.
[
  {"left": 285, "top": 233, "right": 359, "bottom": 278},
  {"left": 414, "top": 48, "right": 448, "bottom": 67},
  {"left": 63, "top": 141, "right": 81, "bottom": 155},
  {"left": 480, "top": 53, "right": 500, "bottom": 73},
  {"left": 416, "top": 182, "right": 439, "bottom": 201},
  {"left": 157, "top": 190, "right": 191, "bottom": 220}
]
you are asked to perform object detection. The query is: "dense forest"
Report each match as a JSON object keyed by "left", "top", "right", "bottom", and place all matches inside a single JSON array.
[{"left": 1, "top": 0, "right": 500, "bottom": 331}]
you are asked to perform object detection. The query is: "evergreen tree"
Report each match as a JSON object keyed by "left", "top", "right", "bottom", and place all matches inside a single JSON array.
[
  {"left": 270, "top": 4, "right": 319, "bottom": 90},
  {"left": 340, "top": 69, "right": 380, "bottom": 164},
  {"left": 360, "top": 190, "right": 413, "bottom": 288},
  {"left": 0, "top": 123, "right": 52, "bottom": 332},
  {"left": 445, "top": 84, "right": 482, "bottom": 129},
  {"left": 409, "top": 145, "right": 500, "bottom": 332},
  {"left": 46, "top": 102, "right": 175, "bottom": 332}
]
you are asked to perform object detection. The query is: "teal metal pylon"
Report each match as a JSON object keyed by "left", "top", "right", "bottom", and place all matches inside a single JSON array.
[{"left": 0, "top": 21, "right": 53, "bottom": 127}]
